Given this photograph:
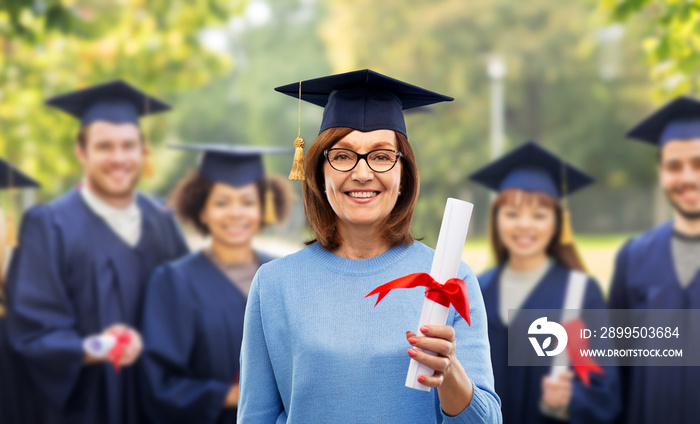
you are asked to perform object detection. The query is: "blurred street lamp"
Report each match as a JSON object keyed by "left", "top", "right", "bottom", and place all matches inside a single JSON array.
[
  {"left": 487, "top": 56, "right": 507, "bottom": 160},
  {"left": 595, "top": 24, "right": 624, "bottom": 81}
]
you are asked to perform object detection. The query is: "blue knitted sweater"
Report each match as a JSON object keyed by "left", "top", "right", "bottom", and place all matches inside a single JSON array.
[{"left": 238, "top": 241, "right": 502, "bottom": 423}]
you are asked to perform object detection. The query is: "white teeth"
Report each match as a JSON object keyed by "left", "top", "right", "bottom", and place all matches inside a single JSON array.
[{"left": 348, "top": 191, "right": 378, "bottom": 198}]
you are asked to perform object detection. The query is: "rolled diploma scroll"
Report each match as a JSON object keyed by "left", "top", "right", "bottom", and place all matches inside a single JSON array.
[
  {"left": 83, "top": 334, "right": 117, "bottom": 358},
  {"left": 406, "top": 198, "right": 473, "bottom": 391},
  {"left": 549, "top": 271, "right": 587, "bottom": 378}
]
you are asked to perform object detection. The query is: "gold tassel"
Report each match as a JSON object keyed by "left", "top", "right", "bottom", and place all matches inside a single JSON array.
[
  {"left": 289, "top": 81, "right": 305, "bottom": 181},
  {"left": 264, "top": 187, "right": 277, "bottom": 225},
  {"left": 289, "top": 136, "right": 305, "bottom": 181},
  {"left": 560, "top": 209, "right": 574, "bottom": 245},
  {"left": 143, "top": 145, "right": 155, "bottom": 179},
  {"left": 5, "top": 214, "right": 17, "bottom": 248},
  {"left": 559, "top": 160, "right": 574, "bottom": 245}
]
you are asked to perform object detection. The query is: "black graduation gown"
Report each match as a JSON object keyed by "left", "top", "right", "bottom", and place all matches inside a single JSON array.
[
  {"left": 0, "top": 309, "right": 43, "bottom": 424},
  {"left": 609, "top": 221, "right": 700, "bottom": 424},
  {"left": 140, "top": 251, "right": 275, "bottom": 424},
  {"left": 4, "top": 189, "right": 189, "bottom": 424},
  {"left": 479, "top": 263, "right": 621, "bottom": 424}
]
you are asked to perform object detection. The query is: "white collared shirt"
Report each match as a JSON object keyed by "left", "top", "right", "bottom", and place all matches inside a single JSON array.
[{"left": 80, "top": 184, "right": 142, "bottom": 248}]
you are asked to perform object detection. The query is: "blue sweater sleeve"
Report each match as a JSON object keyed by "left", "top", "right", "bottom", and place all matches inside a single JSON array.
[
  {"left": 441, "top": 264, "right": 503, "bottom": 424},
  {"left": 238, "top": 268, "right": 285, "bottom": 423},
  {"left": 140, "top": 265, "right": 230, "bottom": 424}
]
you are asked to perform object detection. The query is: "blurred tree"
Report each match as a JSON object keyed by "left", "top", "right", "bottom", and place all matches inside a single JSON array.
[
  {"left": 320, "top": 0, "right": 655, "bottom": 241},
  {"left": 0, "top": 0, "right": 245, "bottom": 196},
  {"left": 601, "top": 0, "right": 700, "bottom": 99},
  {"left": 6, "top": 0, "right": 661, "bottom": 239},
  {"left": 171, "top": 0, "right": 330, "bottom": 171},
  {"left": 159, "top": 0, "right": 330, "bottom": 236}
]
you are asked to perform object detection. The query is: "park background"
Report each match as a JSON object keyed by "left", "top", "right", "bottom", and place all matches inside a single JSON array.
[{"left": 1, "top": 0, "right": 698, "bottom": 292}]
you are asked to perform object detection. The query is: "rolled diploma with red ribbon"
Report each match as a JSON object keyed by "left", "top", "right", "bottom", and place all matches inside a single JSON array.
[
  {"left": 82, "top": 331, "right": 132, "bottom": 372},
  {"left": 406, "top": 198, "right": 473, "bottom": 391},
  {"left": 549, "top": 271, "right": 586, "bottom": 379},
  {"left": 83, "top": 334, "right": 117, "bottom": 358},
  {"left": 549, "top": 271, "right": 604, "bottom": 387}
]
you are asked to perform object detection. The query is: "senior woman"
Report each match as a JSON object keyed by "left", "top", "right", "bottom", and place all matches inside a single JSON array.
[{"left": 237, "top": 70, "right": 501, "bottom": 423}]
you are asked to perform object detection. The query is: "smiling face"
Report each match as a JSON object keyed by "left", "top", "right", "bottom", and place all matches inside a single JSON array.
[
  {"left": 495, "top": 191, "right": 557, "bottom": 261},
  {"left": 200, "top": 182, "right": 262, "bottom": 247},
  {"left": 323, "top": 129, "right": 402, "bottom": 232},
  {"left": 660, "top": 140, "right": 700, "bottom": 220},
  {"left": 76, "top": 121, "right": 144, "bottom": 202}
]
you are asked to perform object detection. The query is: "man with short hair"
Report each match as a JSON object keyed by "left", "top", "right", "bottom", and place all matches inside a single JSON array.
[
  {"left": 610, "top": 96, "right": 700, "bottom": 424},
  {"left": 5, "top": 81, "right": 189, "bottom": 424}
]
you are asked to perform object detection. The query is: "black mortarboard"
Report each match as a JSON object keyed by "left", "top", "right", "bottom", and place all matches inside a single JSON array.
[
  {"left": 469, "top": 141, "right": 594, "bottom": 199},
  {"left": 627, "top": 96, "right": 700, "bottom": 147},
  {"left": 0, "top": 159, "right": 40, "bottom": 189},
  {"left": 0, "top": 159, "right": 40, "bottom": 247},
  {"left": 46, "top": 80, "right": 170, "bottom": 127},
  {"left": 169, "top": 144, "right": 294, "bottom": 187},
  {"left": 274, "top": 69, "right": 453, "bottom": 137}
]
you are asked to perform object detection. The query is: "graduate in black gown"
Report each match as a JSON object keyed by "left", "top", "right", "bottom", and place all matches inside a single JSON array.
[
  {"left": 4, "top": 81, "right": 189, "bottom": 424},
  {"left": 0, "top": 159, "right": 41, "bottom": 424},
  {"left": 470, "top": 141, "right": 621, "bottom": 423},
  {"left": 140, "top": 144, "right": 293, "bottom": 424},
  {"left": 610, "top": 97, "right": 700, "bottom": 424}
]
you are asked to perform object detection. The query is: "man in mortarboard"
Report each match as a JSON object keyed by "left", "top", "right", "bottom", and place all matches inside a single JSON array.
[
  {"left": 609, "top": 97, "right": 700, "bottom": 424},
  {"left": 4, "top": 81, "right": 189, "bottom": 424}
]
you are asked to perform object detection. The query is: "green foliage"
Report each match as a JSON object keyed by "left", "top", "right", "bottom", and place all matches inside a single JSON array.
[
  {"left": 0, "top": 0, "right": 87, "bottom": 41},
  {"left": 319, "top": 0, "right": 654, "bottom": 242},
  {"left": 0, "top": 0, "right": 245, "bottom": 197},
  {"left": 1, "top": 0, "right": 663, "bottom": 242},
  {"left": 156, "top": 0, "right": 331, "bottom": 220},
  {"left": 601, "top": 0, "right": 700, "bottom": 98}
]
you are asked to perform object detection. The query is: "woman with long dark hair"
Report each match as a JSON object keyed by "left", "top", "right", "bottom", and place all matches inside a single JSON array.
[
  {"left": 140, "top": 145, "right": 293, "bottom": 424},
  {"left": 471, "top": 141, "right": 620, "bottom": 424}
]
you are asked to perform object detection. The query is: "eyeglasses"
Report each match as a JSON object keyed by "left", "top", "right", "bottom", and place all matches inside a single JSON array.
[{"left": 323, "top": 148, "right": 403, "bottom": 173}]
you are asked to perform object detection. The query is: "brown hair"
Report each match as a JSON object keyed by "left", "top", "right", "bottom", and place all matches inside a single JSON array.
[
  {"left": 302, "top": 127, "right": 419, "bottom": 251},
  {"left": 488, "top": 189, "right": 585, "bottom": 271},
  {"left": 171, "top": 170, "right": 293, "bottom": 236},
  {"left": 76, "top": 123, "right": 145, "bottom": 149}
]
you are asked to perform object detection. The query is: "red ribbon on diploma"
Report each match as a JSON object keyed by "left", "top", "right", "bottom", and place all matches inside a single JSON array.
[
  {"left": 563, "top": 318, "right": 604, "bottom": 387},
  {"left": 107, "top": 332, "right": 132, "bottom": 373},
  {"left": 365, "top": 272, "right": 471, "bottom": 326}
]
